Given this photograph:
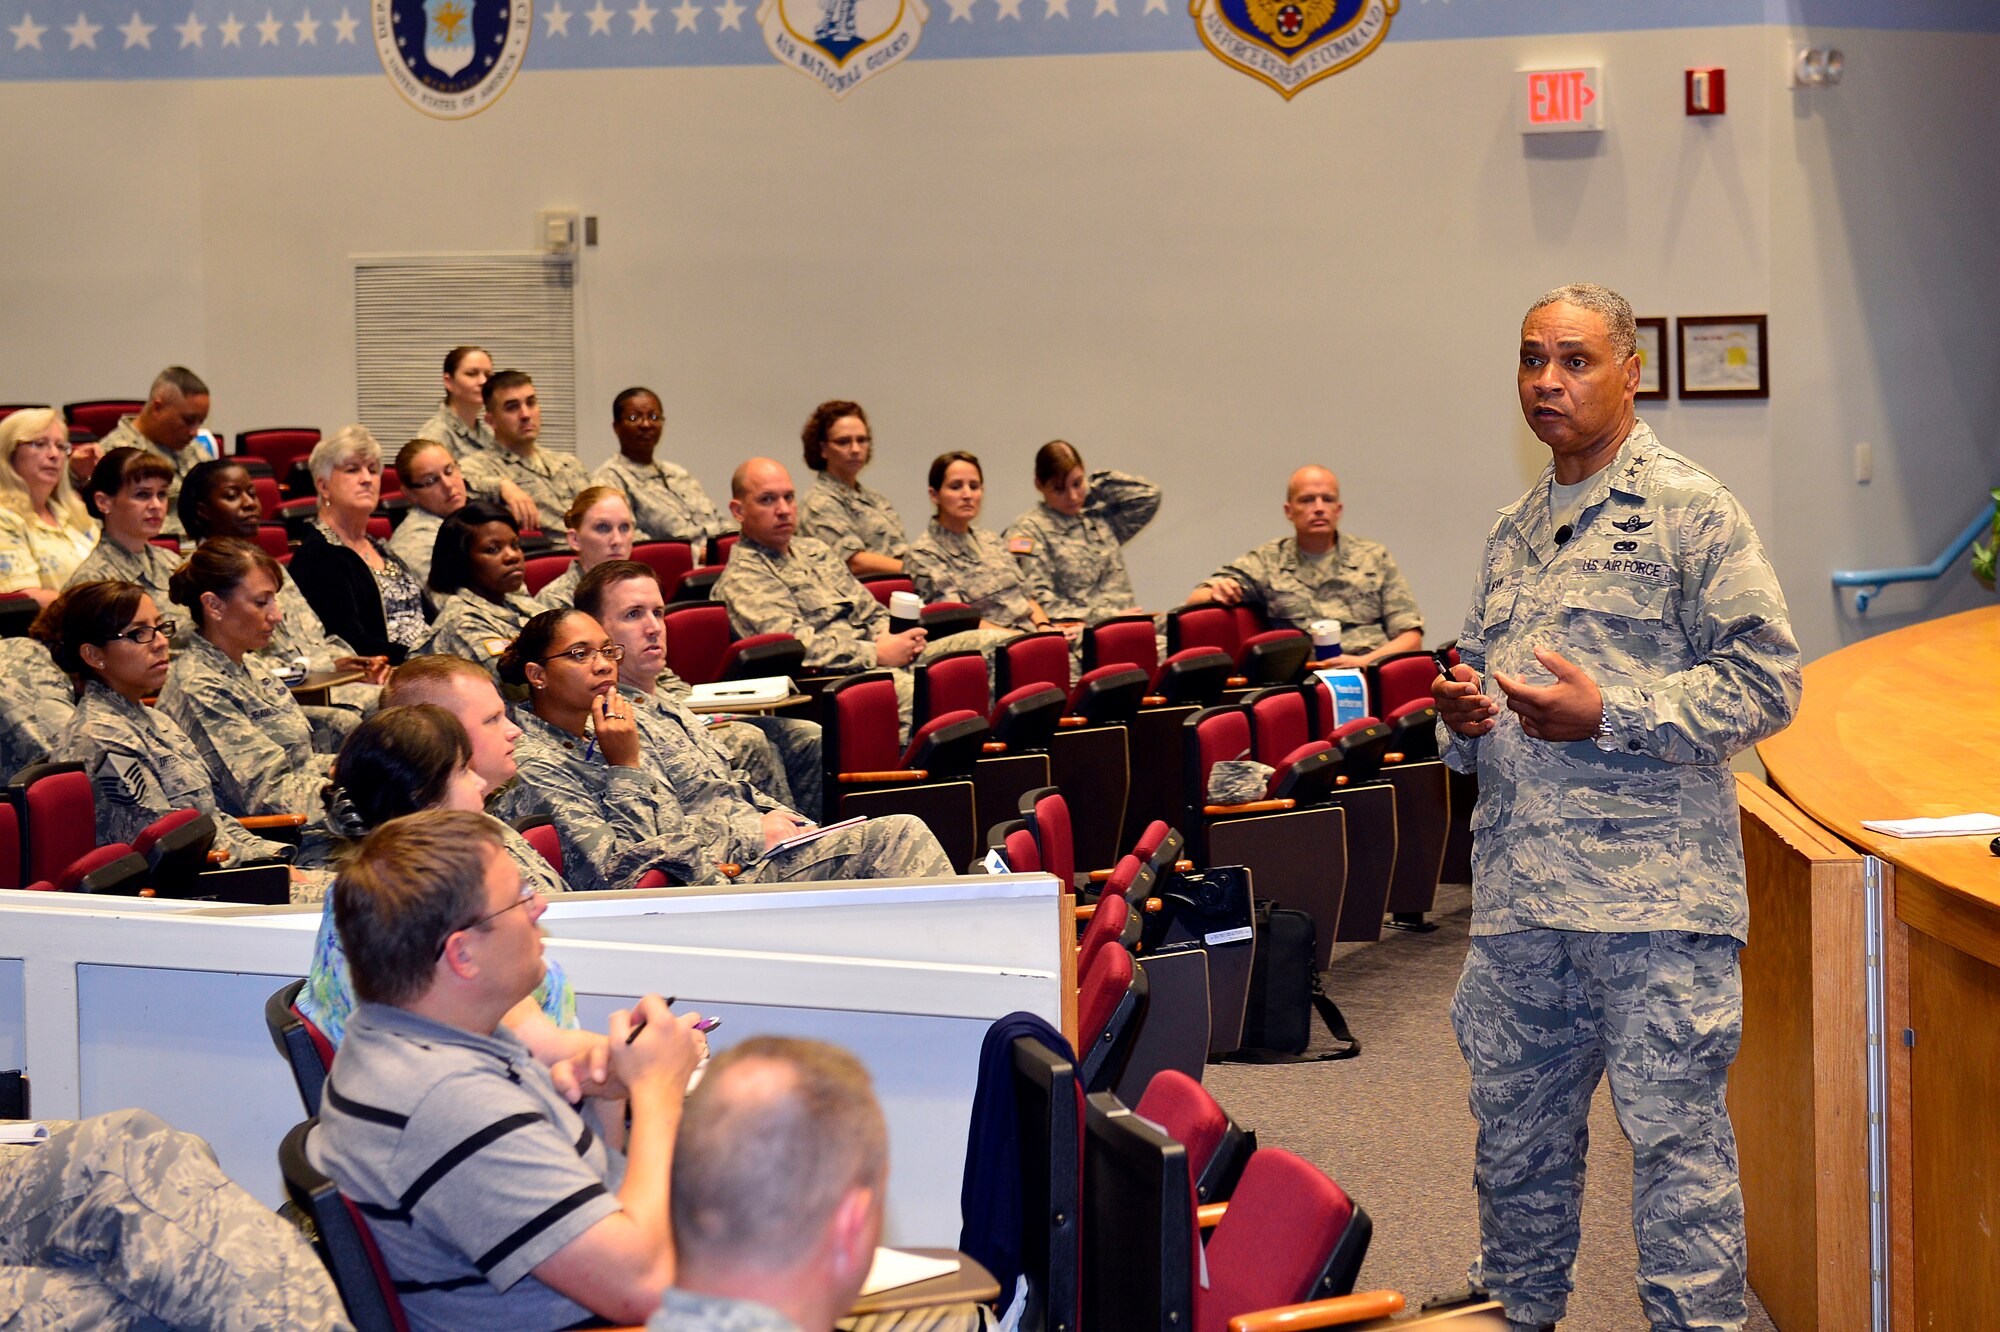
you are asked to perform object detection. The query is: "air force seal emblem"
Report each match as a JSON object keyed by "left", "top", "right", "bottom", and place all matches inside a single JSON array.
[
  {"left": 374, "top": 0, "right": 531, "bottom": 119},
  {"left": 757, "top": 0, "right": 928, "bottom": 99},
  {"left": 1190, "top": 0, "right": 1395, "bottom": 99}
]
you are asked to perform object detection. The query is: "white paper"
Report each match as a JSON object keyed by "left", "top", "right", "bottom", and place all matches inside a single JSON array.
[
  {"left": 0, "top": 1122, "right": 49, "bottom": 1145},
  {"left": 1859, "top": 814, "right": 2000, "bottom": 839},
  {"left": 859, "top": 1247, "right": 959, "bottom": 1296},
  {"left": 687, "top": 676, "right": 792, "bottom": 707}
]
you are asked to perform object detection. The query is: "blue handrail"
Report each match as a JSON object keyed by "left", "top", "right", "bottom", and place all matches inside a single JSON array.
[{"left": 1832, "top": 499, "right": 1996, "bottom": 612}]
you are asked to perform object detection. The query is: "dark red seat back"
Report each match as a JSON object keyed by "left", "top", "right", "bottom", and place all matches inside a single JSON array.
[
  {"left": 63, "top": 400, "right": 144, "bottom": 438},
  {"left": 1077, "top": 892, "right": 1131, "bottom": 980},
  {"left": 861, "top": 574, "right": 915, "bottom": 608},
  {"left": 997, "top": 632, "right": 1072, "bottom": 696},
  {"left": 58, "top": 843, "right": 139, "bottom": 893},
  {"left": 515, "top": 818, "right": 563, "bottom": 877},
  {"left": 661, "top": 603, "right": 733, "bottom": 685},
  {"left": 523, "top": 553, "right": 575, "bottom": 596},
  {"left": 0, "top": 800, "right": 19, "bottom": 891},
  {"left": 1373, "top": 651, "right": 1439, "bottom": 718},
  {"left": 710, "top": 533, "right": 740, "bottom": 564},
  {"left": 1135, "top": 1070, "right": 1229, "bottom": 1187},
  {"left": 236, "top": 428, "right": 322, "bottom": 482},
  {"left": 1166, "top": 604, "right": 1238, "bottom": 657},
  {"left": 1247, "top": 688, "right": 1313, "bottom": 767},
  {"left": 132, "top": 807, "right": 203, "bottom": 857},
  {"left": 1196, "top": 1148, "right": 1365, "bottom": 1332},
  {"left": 828, "top": 674, "right": 904, "bottom": 774},
  {"left": 250, "top": 475, "right": 283, "bottom": 520},
  {"left": 901, "top": 709, "right": 987, "bottom": 773},
  {"left": 1078, "top": 942, "right": 1135, "bottom": 1051},
  {"left": 1023, "top": 788, "right": 1076, "bottom": 887},
  {"left": 254, "top": 524, "right": 291, "bottom": 560},
  {"left": 1004, "top": 827, "right": 1042, "bottom": 874},
  {"left": 1083, "top": 615, "right": 1159, "bottom": 677},
  {"left": 1184, "top": 707, "right": 1253, "bottom": 810},
  {"left": 914, "top": 650, "right": 990, "bottom": 728},
  {"left": 631, "top": 541, "right": 694, "bottom": 596},
  {"left": 12, "top": 764, "right": 95, "bottom": 889}
]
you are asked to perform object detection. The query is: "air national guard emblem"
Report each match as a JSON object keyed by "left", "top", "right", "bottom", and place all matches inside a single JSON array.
[
  {"left": 374, "top": 0, "right": 532, "bottom": 119},
  {"left": 757, "top": 0, "right": 929, "bottom": 99},
  {"left": 1189, "top": 0, "right": 1395, "bottom": 99}
]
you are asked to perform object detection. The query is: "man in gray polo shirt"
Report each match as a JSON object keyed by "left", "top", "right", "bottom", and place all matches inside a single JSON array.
[{"left": 309, "top": 808, "right": 709, "bottom": 1331}]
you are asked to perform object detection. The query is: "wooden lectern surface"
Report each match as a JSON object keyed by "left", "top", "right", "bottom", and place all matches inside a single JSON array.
[{"left": 1758, "top": 604, "right": 2000, "bottom": 952}]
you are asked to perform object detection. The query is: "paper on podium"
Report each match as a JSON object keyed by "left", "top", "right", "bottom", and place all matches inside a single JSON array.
[
  {"left": 1859, "top": 813, "right": 2000, "bottom": 839},
  {"left": 860, "top": 1247, "right": 959, "bottom": 1296},
  {"left": 688, "top": 676, "right": 793, "bottom": 707}
]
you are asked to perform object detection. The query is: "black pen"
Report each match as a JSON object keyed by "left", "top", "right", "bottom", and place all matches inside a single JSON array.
[{"left": 625, "top": 999, "right": 721, "bottom": 1043}]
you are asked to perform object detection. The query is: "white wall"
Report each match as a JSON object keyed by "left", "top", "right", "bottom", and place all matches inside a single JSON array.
[{"left": 2, "top": 19, "right": 1994, "bottom": 661}]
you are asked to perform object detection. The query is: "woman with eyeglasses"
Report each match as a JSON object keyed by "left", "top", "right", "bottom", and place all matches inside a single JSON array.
[
  {"left": 45, "top": 580, "right": 301, "bottom": 874},
  {"left": 590, "top": 387, "right": 731, "bottom": 550},
  {"left": 159, "top": 539, "right": 343, "bottom": 830},
  {"left": 416, "top": 500, "right": 545, "bottom": 668},
  {"left": 0, "top": 408, "right": 98, "bottom": 606},
  {"left": 530, "top": 485, "right": 636, "bottom": 610},
  {"left": 796, "top": 399, "right": 907, "bottom": 576},
  {"left": 386, "top": 437, "right": 468, "bottom": 588},
  {"left": 296, "top": 703, "right": 578, "bottom": 1049},
  {"left": 496, "top": 607, "right": 948, "bottom": 893},
  {"left": 285, "top": 426, "right": 432, "bottom": 667}
]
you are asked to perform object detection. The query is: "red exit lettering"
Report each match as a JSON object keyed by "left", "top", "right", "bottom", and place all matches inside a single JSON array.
[{"left": 1527, "top": 70, "right": 1596, "bottom": 125}]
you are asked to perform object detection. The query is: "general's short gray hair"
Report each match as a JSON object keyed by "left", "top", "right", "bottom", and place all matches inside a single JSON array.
[
  {"left": 310, "top": 425, "right": 384, "bottom": 487},
  {"left": 149, "top": 366, "right": 209, "bottom": 401},
  {"left": 1526, "top": 283, "right": 1637, "bottom": 362}
]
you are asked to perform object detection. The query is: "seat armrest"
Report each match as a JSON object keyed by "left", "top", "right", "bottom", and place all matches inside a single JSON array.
[
  {"left": 837, "top": 769, "right": 932, "bottom": 783},
  {"left": 1204, "top": 799, "right": 1298, "bottom": 815},
  {"left": 1226, "top": 1290, "right": 1406, "bottom": 1332},
  {"left": 239, "top": 813, "right": 308, "bottom": 830}
]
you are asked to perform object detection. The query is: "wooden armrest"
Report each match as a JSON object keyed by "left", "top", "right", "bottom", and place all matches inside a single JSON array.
[
  {"left": 718, "top": 863, "right": 741, "bottom": 878},
  {"left": 1382, "top": 751, "right": 1405, "bottom": 765},
  {"left": 1227, "top": 1290, "right": 1406, "bottom": 1332},
  {"left": 981, "top": 741, "right": 1008, "bottom": 754},
  {"left": 1141, "top": 694, "right": 1167, "bottom": 707},
  {"left": 239, "top": 813, "right": 308, "bottom": 830},
  {"left": 1057, "top": 716, "right": 1089, "bottom": 729},
  {"left": 1174, "top": 859, "right": 1194, "bottom": 872},
  {"left": 1205, "top": 799, "right": 1297, "bottom": 815},
  {"left": 836, "top": 769, "right": 931, "bottom": 783},
  {"left": 1226, "top": 675, "right": 1249, "bottom": 688},
  {"left": 1087, "top": 867, "right": 1114, "bottom": 883},
  {"left": 206, "top": 849, "right": 227, "bottom": 865},
  {"left": 1075, "top": 902, "right": 1099, "bottom": 921},
  {"left": 1142, "top": 896, "right": 1162, "bottom": 913},
  {"left": 1197, "top": 1201, "right": 1228, "bottom": 1228},
  {"left": 1335, "top": 774, "right": 1349, "bottom": 786}
]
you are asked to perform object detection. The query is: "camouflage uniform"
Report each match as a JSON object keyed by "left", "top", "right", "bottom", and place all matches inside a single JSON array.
[
  {"left": 454, "top": 441, "right": 591, "bottom": 535},
  {"left": 798, "top": 473, "right": 908, "bottom": 566},
  {"left": 906, "top": 520, "right": 1041, "bottom": 632},
  {"left": 64, "top": 537, "right": 182, "bottom": 642},
  {"left": 386, "top": 507, "right": 443, "bottom": 588},
  {"left": 0, "top": 1109, "right": 352, "bottom": 1332},
  {"left": 715, "top": 535, "right": 1010, "bottom": 736},
  {"left": 1003, "top": 470, "right": 1160, "bottom": 622},
  {"left": 1208, "top": 532, "right": 1423, "bottom": 652},
  {"left": 593, "top": 453, "right": 732, "bottom": 545},
  {"left": 415, "top": 402, "right": 493, "bottom": 457},
  {"left": 644, "top": 677, "right": 817, "bottom": 815},
  {"left": 158, "top": 630, "right": 337, "bottom": 825},
  {"left": 1439, "top": 421, "right": 1801, "bottom": 1332},
  {"left": 97, "top": 417, "right": 215, "bottom": 538},
  {"left": 650, "top": 1289, "right": 800, "bottom": 1331},
  {"left": 263, "top": 572, "right": 378, "bottom": 722},
  {"left": 498, "top": 705, "right": 950, "bottom": 892},
  {"left": 53, "top": 680, "right": 295, "bottom": 869},
  {"left": 0, "top": 506, "right": 97, "bottom": 595},
  {"left": 417, "top": 588, "right": 544, "bottom": 667},
  {"left": 0, "top": 637, "right": 76, "bottom": 783}
]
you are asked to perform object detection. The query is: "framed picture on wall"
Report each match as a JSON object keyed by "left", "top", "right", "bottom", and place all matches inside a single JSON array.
[
  {"left": 1678, "top": 314, "right": 1770, "bottom": 399},
  {"left": 1634, "top": 317, "right": 1668, "bottom": 400}
]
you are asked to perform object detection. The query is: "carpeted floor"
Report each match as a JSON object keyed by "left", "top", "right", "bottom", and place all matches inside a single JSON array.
[{"left": 1203, "top": 884, "right": 1776, "bottom": 1332}]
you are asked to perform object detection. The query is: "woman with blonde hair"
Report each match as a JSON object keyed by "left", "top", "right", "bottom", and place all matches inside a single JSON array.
[
  {"left": 0, "top": 409, "right": 98, "bottom": 604},
  {"left": 530, "top": 484, "right": 635, "bottom": 609}
]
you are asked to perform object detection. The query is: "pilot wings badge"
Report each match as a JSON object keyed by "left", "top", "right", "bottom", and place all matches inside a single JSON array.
[
  {"left": 1189, "top": 0, "right": 1395, "bottom": 99},
  {"left": 757, "top": 0, "right": 930, "bottom": 100}
]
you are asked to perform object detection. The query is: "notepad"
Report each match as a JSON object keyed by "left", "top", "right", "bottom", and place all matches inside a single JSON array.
[
  {"left": 1859, "top": 813, "right": 2000, "bottom": 839},
  {"left": 687, "top": 677, "right": 793, "bottom": 707},
  {"left": 860, "top": 1247, "right": 959, "bottom": 1296},
  {"left": 0, "top": 1122, "right": 49, "bottom": 1145},
  {"left": 762, "top": 816, "right": 866, "bottom": 858}
]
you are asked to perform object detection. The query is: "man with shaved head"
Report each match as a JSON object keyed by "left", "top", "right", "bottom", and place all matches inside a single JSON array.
[
  {"left": 1188, "top": 465, "right": 1422, "bottom": 668},
  {"left": 97, "top": 366, "right": 219, "bottom": 537},
  {"left": 715, "top": 457, "right": 1008, "bottom": 738}
]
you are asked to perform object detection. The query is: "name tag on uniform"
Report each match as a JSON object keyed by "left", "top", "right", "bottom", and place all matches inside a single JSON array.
[
  {"left": 1007, "top": 536, "right": 1034, "bottom": 555},
  {"left": 1572, "top": 557, "right": 1671, "bottom": 583}
]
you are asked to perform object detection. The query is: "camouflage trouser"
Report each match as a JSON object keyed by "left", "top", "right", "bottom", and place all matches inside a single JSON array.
[
  {"left": 709, "top": 714, "right": 825, "bottom": 820},
  {"left": 1450, "top": 929, "right": 1746, "bottom": 1332},
  {"left": 0, "top": 1109, "right": 351, "bottom": 1332},
  {"left": 740, "top": 811, "right": 953, "bottom": 884}
]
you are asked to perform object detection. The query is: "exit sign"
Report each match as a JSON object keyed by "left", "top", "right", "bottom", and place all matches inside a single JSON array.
[{"left": 1518, "top": 66, "right": 1603, "bottom": 134}]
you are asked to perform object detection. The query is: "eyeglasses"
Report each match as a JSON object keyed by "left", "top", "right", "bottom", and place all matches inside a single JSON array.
[
  {"left": 539, "top": 642, "right": 625, "bottom": 666},
  {"left": 434, "top": 879, "right": 537, "bottom": 959},
  {"left": 406, "top": 463, "right": 459, "bottom": 490},
  {"left": 16, "top": 438, "right": 71, "bottom": 457},
  {"left": 107, "top": 620, "right": 178, "bottom": 646},
  {"left": 619, "top": 412, "right": 663, "bottom": 426}
]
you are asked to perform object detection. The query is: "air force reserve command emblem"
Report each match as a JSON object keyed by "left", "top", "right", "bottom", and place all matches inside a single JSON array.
[
  {"left": 374, "top": 0, "right": 532, "bottom": 118},
  {"left": 1191, "top": 0, "right": 1395, "bottom": 99},
  {"left": 757, "top": 0, "right": 929, "bottom": 99}
]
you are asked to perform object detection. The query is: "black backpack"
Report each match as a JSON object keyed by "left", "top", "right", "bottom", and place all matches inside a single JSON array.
[{"left": 1220, "top": 901, "right": 1360, "bottom": 1063}]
